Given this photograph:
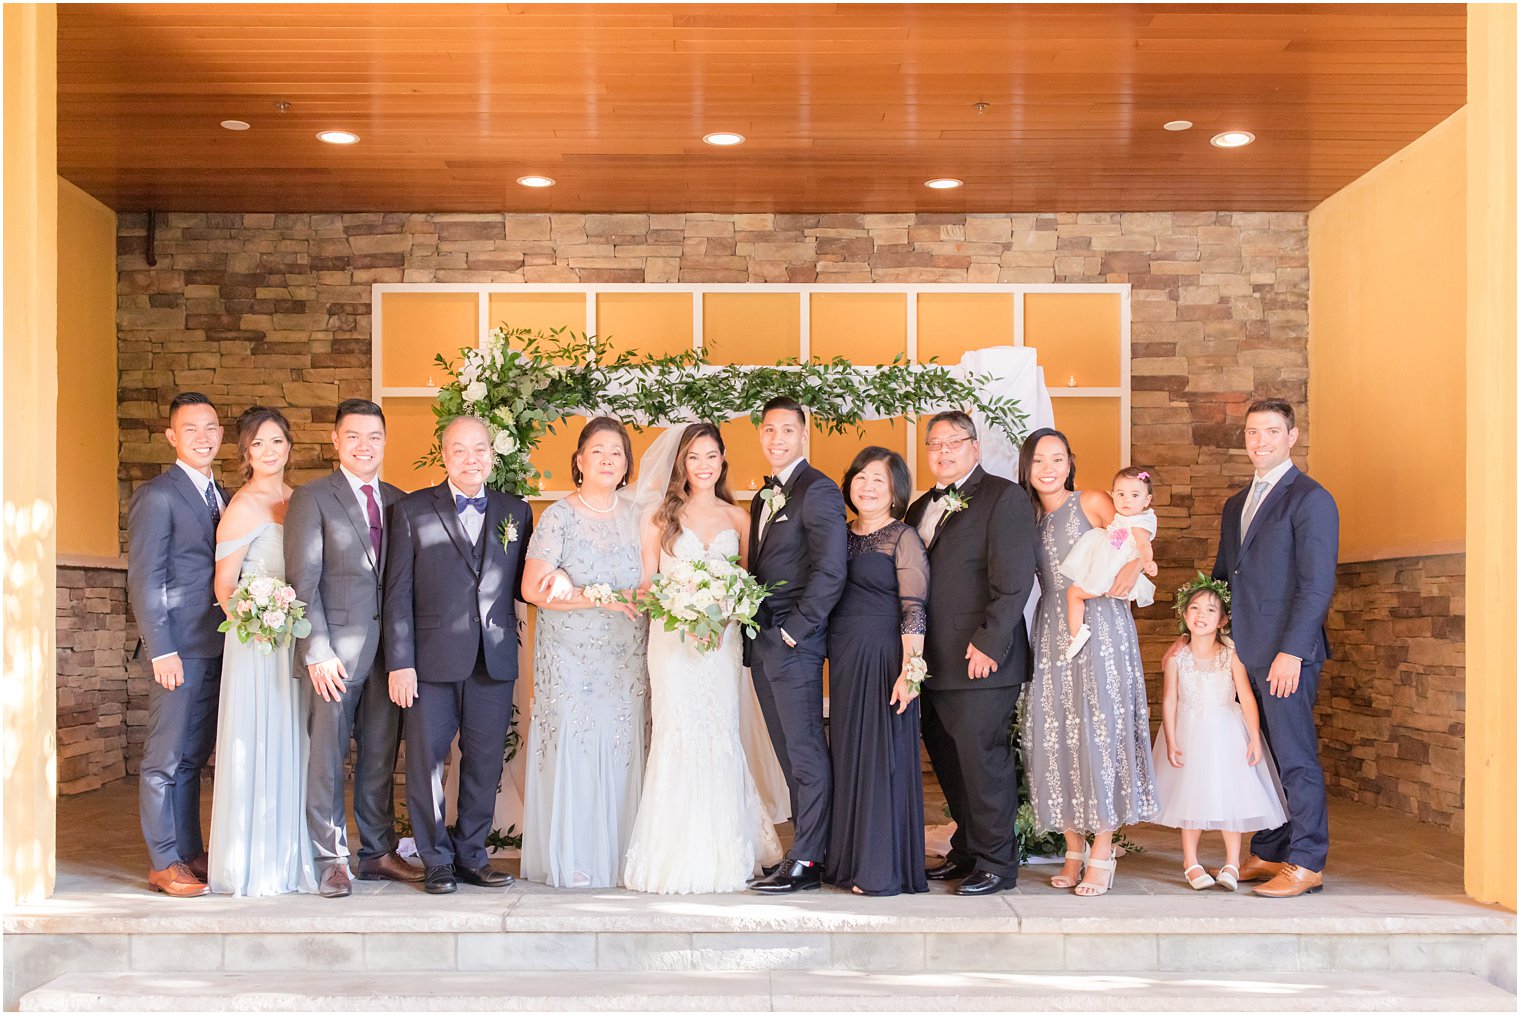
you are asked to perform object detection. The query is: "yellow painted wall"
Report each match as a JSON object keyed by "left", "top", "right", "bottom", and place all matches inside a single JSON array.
[
  {"left": 3, "top": 1, "right": 59, "bottom": 903},
  {"left": 1463, "top": 1, "right": 1516, "bottom": 912},
  {"left": 1308, "top": 110, "right": 1467, "bottom": 562},
  {"left": 56, "top": 177, "right": 119, "bottom": 559}
]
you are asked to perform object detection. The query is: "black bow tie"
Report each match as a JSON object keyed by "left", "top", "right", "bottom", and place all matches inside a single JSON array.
[
  {"left": 455, "top": 493, "right": 487, "bottom": 514},
  {"left": 930, "top": 484, "right": 957, "bottom": 502},
  {"left": 763, "top": 475, "right": 784, "bottom": 491}
]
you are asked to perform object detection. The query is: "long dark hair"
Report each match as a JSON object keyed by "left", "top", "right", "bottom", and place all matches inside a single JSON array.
[
  {"left": 1017, "top": 427, "right": 1077, "bottom": 519},
  {"left": 235, "top": 406, "right": 293, "bottom": 483},
  {"left": 653, "top": 423, "right": 735, "bottom": 553}
]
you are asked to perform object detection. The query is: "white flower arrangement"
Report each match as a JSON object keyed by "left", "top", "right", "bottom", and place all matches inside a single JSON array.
[
  {"left": 582, "top": 583, "right": 616, "bottom": 607},
  {"left": 942, "top": 489, "right": 970, "bottom": 515},
  {"left": 499, "top": 518, "right": 519, "bottom": 548},
  {"left": 631, "top": 555, "right": 780, "bottom": 654},
  {"left": 218, "top": 572, "right": 311, "bottom": 654},
  {"left": 902, "top": 653, "right": 931, "bottom": 695},
  {"left": 759, "top": 487, "right": 787, "bottom": 518}
]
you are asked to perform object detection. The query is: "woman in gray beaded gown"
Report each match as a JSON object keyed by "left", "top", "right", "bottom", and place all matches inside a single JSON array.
[
  {"left": 520, "top": 418, "right": 649, "bottom": 888},
  {"left": 1018, "top": 428, "right": 1158, "bottom": 897}
]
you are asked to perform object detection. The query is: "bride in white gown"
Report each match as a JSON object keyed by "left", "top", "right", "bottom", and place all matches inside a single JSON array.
[{"left": 623, "top": 423, "right": 783, "bottom": 894}]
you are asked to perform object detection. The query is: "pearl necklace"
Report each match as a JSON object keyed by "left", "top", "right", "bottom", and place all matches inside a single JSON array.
[{"left": 575, "top": 489, "right": 618, "bottom": 515}]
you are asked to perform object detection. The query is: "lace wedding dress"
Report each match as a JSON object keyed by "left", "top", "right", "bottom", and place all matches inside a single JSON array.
[{"left": 623, "top": 527, "right": 783, "bottom": 894}]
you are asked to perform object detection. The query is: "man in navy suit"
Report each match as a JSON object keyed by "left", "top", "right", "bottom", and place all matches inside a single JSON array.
[
  {"left": 127, "top": 392, "right": 227, "bottom": 897},
  {"left": 1212, "top": 398, "right": 1339, "bottom": 898},
  {"left": 745, "top": 396, "right": 848, "bottom": 894},
  {"left": 384, "top": 416, "right": 533, "bottom": 895}
]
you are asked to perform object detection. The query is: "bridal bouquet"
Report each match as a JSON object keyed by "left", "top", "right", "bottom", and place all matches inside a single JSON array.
[
  {"left": 634, "top": 555, "right": 778, "bottom": 653},
  {"left": 218, "top": 573, "right": 312, "bottom": 654}
]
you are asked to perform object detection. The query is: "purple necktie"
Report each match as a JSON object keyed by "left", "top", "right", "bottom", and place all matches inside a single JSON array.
[{"left": 362, "top": 484, "right": 382, "bottom": 558}]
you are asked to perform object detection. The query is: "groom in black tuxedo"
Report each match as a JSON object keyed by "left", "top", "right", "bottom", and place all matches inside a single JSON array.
[
  {"left": 904, "top": 411, "right": 1037, "bottom": 895},
  {"left": 746, "top": 396, "right": 848, "bottom": 893}
]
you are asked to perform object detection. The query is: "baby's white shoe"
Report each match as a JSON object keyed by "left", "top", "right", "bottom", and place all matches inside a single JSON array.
[{"left": 1064, "top": 624, "right": 1092, "bottom": 661}]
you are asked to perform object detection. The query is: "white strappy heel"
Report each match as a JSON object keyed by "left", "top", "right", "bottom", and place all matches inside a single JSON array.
[
  {"left": 1076, "top": 854, "right": 1118, "bottom": 897},
  {"left": 1049, "top": 845, "right": 1089, "bottom": 889}
]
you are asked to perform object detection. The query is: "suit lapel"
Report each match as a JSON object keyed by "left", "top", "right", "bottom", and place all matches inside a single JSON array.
[
  {"left": 168, "top": 466, "right": 215, "bottom": 541},
  {"left": 328, "top": 471, "right": 378, "bottom": 573},
  {"left": 928, "top": 466, "right": 984, "bottom": 551},
  {"left": 758, "top": 460, "right": 806, "bottom": 557},
  {"left": 431, "top": 483, "right": 479, "bottom": 575},
  {"left": 1239, "top": 467, "right": 1297, "bottom": 557}
]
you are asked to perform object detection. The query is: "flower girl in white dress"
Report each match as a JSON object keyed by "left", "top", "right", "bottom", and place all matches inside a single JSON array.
[{"left": 1151, "top": 575, "right": 1286, "bottom": 891}]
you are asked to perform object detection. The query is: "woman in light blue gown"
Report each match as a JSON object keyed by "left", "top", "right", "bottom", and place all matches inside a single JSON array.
[{"left": 207, "top": 407, "right": 317, "bottom": 896}]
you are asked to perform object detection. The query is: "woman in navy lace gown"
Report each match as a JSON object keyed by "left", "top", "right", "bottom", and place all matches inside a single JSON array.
[{"left": 824, "top": 448, "right": 930, "bottom": 897}]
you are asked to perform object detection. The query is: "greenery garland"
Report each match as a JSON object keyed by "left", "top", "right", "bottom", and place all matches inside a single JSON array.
[{"left": 424, "top": 325, "right": 1031, "bottom": 496}]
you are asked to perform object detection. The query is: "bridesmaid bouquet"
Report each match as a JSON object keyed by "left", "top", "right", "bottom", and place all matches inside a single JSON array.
[
  {"left": 218, "top": 573, "right": 312, "bottom": 654},
  {"left": 633, "top": 556, "right": 779, "bottom": 653}
]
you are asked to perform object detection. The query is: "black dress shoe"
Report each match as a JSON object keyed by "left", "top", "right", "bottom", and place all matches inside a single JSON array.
[
  {"left": 925, "top": 858, "right": 975, "bottom": 881},
  {"left": 749, "top": 859, "right": 823, "bottom": 894},
  {"left": 423, "top": 864, "right": 458, "bottom": 895},
  {"left": 955, "top": 870, "right": 1017, "bottom": 896},
  {"left": 455, "top": 864, "right": 514, "bottom": 889}
]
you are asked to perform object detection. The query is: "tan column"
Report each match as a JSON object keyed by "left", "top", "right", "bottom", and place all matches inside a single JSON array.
[
  {"left": 2, "top": 2, "right": 60, "bottom": 904},
  {"left": 1465, "top": 2, "right": 1517, "bottom": 910}
]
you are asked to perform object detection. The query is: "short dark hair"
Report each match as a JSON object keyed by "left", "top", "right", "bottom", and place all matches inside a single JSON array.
[
  {"left": 1114, "top": 465, "right": 1154, "bottom": 495},
  {"left": 571, "top": 416, "right": 634, "bottom": 489},
  {"left": 842, "top": 446, "right": 912, "bottom": 519},
  {"left": 1246, "top": 398, "right": 1296, "bottom": 431},
  {"left": 1018, "top": 427, "right": 1077, "bottom": 512},
  {"left": 925, "top": 410, "right": 977, "bottom": 441},
  {"left": 235, "top": 406, "right": 293, "bottom": 482},
  {"left": 335, "top": 398, "right": 386, "bottom": 430},
  {"left": 761, "top": 395, "right": 806, "bottom": 427},
  {"left": 168, "top": 391, "right": 216, "bottom": 424}
]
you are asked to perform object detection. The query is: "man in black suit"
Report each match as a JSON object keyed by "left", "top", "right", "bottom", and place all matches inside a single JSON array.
[
  {"left": 904, "top": 410, "right": 1037, "bottom": 896},
  {"left": 384, "top": 416, "right": 533, "bottom": 895},
  {"left": 127, "top": 392, "right": 227, "bottom": 897},
  {"left": 746, "top": 396, "right": 848, "bottom": 894}
]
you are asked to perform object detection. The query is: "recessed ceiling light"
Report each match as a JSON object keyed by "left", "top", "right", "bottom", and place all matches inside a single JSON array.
[
  {"left": 924, "top": 178, "right": 963, "bottom": 190},
  {"left": 220, "top": 119, "right": 251, "bottom": 131},
  {"left": 702, "top": 132, "right": 746, "bottom": 146},
  {"left": 1211, "top": 130, "right": 1255, "bottom": 148},
  {"left": 1163, "top": 120, "right": 1193, "bottom": 131},
  {"left": 516, "top": 175, "right": 556, "bottom": 188},
  {"left": 315, "top": 130, "right": 360, "bottom": 145}
]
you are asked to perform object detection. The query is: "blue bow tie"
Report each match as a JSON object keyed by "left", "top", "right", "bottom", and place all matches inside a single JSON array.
[{"left": 455, "top": 493, "right": 487, "bottom": 515}]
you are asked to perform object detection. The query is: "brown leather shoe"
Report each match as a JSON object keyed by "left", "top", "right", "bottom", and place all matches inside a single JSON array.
[
  {"left": 1237, "top": 854, "right": 1286, "bottom": 883},
  {"left": 357, "top": 851, "right": 424, "bottom": 883},
  {"left": 185, "top": 851, "right": 210, "bottom": 882},
  {"left": 318, "top": 862, "right": 353, "bottom": 899},
  {"left": 1252, "top": 864, "right": 1324, "bottom": 898},
  {"left": 148, "top": 861, "right": 209, "bottom": 898}
]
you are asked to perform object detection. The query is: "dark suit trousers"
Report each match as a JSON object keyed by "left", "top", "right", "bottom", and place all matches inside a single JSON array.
[
  {"left": 1246, "top": 661, "right": 1329, "bottom": 870},
  {"left": 405, "top": 654, "right": 514, "bottom": 870},
  {"left": 921, "top": 683, "right": 1022, "bottom": 880},
  {"left": 306, "top": 660, "right": 401, "bottom": 864},
  {"left": 750, "top": 633, "right": 832, "bottom": 863},
  {"left": 139, "top": 654, "right": 221, "bottom": 869}
]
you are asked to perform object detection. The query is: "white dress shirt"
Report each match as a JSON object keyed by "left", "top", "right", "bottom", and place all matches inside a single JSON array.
[
  {"left": 916, "top": 467, "right": 977, "bottom": 545},
  {"left": 339, "top": 465, "right": 384, "bottom": 535},
  {"left": 449, "top": 481, "right": 487, "bottom": 545},
  {"left": 1241, "top": 458, "right": 1294, "bottom": 540}
]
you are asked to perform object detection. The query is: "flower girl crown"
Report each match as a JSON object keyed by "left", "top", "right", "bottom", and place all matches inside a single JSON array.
[{"left": 1173, "top": 571, "right": 1232, "bottom": 635}]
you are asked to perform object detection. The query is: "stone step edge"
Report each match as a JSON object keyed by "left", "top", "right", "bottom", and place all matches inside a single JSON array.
[{"left": 20, "top": 969, "right": 1517, "bottom": 1013}]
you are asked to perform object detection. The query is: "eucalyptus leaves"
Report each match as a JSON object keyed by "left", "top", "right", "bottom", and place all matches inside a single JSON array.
[{"left": 426, "top": 324, "right": 1030, "bottom": 496}]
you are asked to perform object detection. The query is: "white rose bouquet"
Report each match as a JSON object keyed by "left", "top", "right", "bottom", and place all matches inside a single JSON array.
[
  {"left": 631, "top": 555, "right": 779, "bottom": 653},
  {"left": 218, "top": 573, "right": 312, "bottom": 654}
]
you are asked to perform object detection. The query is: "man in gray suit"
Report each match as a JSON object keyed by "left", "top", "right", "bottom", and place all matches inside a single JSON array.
[
  {"left": 128, "top": 392, "right": 227, "bottom": 897},
  {"left": 384, "top": 416, "right": 532, "bottom": 895},
  {"left": 285, "top": 398, "right": 420, "bottom": 897}
]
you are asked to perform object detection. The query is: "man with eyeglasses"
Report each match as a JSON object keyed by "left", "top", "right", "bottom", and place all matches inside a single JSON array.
[{"left": 904, "top": 410, "right": 1037, "bottom": 896}]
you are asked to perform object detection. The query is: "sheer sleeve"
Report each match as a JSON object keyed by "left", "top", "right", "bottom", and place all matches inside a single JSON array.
[
  {"left": 525, "top": 499, "right": 566, "bottom": 565},
  {"left": 892, "top": 523, "right": 929, "bottom": 636}
]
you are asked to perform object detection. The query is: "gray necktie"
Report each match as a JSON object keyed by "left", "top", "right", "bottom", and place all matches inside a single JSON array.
[{"left": 1240, "top": 478, "right": 1270, "bottom": 541}]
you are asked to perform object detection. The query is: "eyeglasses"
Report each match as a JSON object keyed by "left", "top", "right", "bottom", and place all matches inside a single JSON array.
[{"left": 925, "top": 436, "right": 974, "bottom": 453}]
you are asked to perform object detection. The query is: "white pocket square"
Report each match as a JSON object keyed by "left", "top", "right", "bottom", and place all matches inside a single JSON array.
[{"left": 774, "top": 514, "right": 790, "bottom": 524}]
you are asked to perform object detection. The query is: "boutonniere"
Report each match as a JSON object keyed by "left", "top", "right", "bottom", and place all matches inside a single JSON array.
[
  {"left": 498, "top": 517, "right": 519, "bottom": 548},
  {"left": 942, "top": 489, "right": 970, "bottom": 515},
  {"left": 759, "top": 487, "right": 787, "bottom": 517}
]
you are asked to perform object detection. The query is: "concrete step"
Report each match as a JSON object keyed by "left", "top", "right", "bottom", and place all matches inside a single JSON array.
[{"left": 19, "top": 969, "right": 1517, "bottom": 1011}]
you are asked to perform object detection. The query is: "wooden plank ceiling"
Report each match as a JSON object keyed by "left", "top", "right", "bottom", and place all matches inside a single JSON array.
[{"left": 57, "top": 3, "right": 1466, "bottom": 213}]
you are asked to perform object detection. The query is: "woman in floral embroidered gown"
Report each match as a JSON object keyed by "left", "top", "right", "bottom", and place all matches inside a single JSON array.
[{"left": 1019, "top": 428, "right": 1158, "bottom": 898}]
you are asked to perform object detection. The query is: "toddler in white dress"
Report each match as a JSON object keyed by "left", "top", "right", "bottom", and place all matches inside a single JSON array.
[{"left": 1059, "top": 466, "right": 1158, "bottom": 660}]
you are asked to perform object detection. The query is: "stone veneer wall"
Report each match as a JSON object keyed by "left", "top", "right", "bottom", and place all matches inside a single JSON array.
[
  {"left": 51, "top": 209, "right": 1462, "bottom": 828},
  {"left": 1319, "top": 554, "right": 1466, "bottom": 831},
  {"left": 56, "top": 563, "right": 142, "bottom": 794}
]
